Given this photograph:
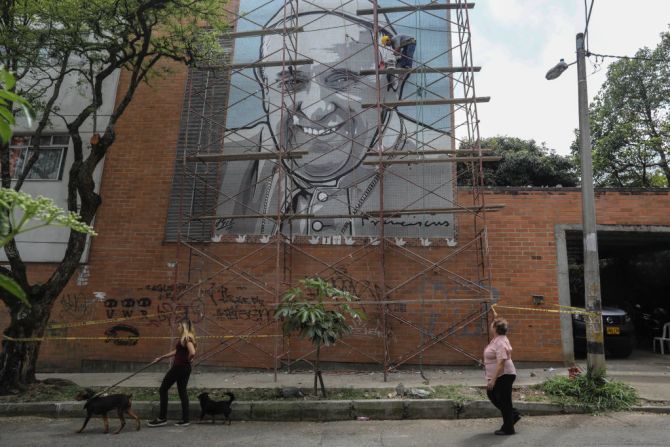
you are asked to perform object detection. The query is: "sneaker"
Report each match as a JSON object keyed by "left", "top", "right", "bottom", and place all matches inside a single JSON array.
[
  {"left": 174, "top": 420, "right": 190, "bottom": 427},
  {"left": 147, "top": 418, "right": 167, "bottom": 427}
]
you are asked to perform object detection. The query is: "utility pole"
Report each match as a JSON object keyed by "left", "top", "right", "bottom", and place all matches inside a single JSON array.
[{"left": 576, "top": 32, "right": 606, "bottom": 374}]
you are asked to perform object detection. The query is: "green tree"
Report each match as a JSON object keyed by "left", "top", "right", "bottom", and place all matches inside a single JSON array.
[
  {"left": 581, "top": 30, "right": 670, "bottom": 187},
  {"left": 0, "top": 69, "right": 32, "bottom": 145},
  {"left": 0, "top": 68, "right": 94, "bottom": 306},
  {"left": 458, "top": 136, "right": 578, "bottom": 187},
  {"left": 274, "top": 278, "right": 365, "bottom": 397},
  {"left": 0, "top": 0, "right": 229, "bottom": 394}
]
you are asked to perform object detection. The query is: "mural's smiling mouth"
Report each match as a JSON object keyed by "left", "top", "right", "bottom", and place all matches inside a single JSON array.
[
  {"left": 298, "top": 124, "right": 341, "bottom": 136},
  {"left": 292, "top": 116, "right": 347, "bottom": 137}
]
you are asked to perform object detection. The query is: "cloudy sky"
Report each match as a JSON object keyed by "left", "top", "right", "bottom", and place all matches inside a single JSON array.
[{"left": 468, "top": 0, "right": 670, "bottom": 155}]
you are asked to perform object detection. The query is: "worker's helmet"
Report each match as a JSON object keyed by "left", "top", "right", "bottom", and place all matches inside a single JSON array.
[{"left": 381, "top": 35, "right": 391, "bottom": 46}]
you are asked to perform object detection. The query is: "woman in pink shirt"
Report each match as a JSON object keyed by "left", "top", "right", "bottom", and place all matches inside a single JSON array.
[{"left": 483, "top": 318, "right": 521, "bottom": 435}]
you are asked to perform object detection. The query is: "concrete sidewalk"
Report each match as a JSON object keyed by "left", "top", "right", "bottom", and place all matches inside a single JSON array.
[
  {"left": 1, "top": 349, "right": 668, "bottom": 422},
  {"left": 36, "top": 365, "right": 558, "bottom": 391},
  {"left": 34, "top": 349, "right": 670, "bottom": 402}
]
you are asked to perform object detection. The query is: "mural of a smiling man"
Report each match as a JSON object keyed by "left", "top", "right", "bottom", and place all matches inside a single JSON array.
[{"left": 215, "top": 0, "right": 455, "bottom": 239}]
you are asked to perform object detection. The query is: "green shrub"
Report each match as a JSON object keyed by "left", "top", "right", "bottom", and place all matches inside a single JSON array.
[{"left": 540, "top": 369, "right": 638, "bottom": 412}]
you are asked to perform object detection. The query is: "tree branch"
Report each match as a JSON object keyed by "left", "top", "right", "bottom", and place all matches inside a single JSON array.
[{"left": 13, "top": 53, "right": 71, "bottom": 191}]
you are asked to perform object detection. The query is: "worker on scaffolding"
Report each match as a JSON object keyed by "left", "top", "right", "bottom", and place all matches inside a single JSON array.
[
  {"left": 381, "top": 34, "right": 417, "bottom": 69},
  {"left": 381, "top": 34, "right": 416, "bottom": 91}
]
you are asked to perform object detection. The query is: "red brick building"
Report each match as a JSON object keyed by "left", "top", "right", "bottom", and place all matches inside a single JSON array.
[{"left": 3, "top": 54, "right": 670, "bottom": 374}]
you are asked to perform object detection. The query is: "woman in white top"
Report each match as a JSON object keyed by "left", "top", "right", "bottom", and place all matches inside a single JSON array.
[{"left": 483, "top": 318, "right": 521, "bottom": 435}]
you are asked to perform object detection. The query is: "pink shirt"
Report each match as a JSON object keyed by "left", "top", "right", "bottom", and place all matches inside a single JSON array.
[{"left": 483, "top": 335, "right": 516, "bottom": 380}]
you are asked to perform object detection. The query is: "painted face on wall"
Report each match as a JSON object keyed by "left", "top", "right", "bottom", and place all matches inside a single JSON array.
[{"left": 262, "top": 12, "right": 396, "bottom": 183}]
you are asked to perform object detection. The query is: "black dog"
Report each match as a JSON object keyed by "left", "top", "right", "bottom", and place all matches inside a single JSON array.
[
  {"left": 75, "top": 388, "right": 140, "bottom": 434},
  {"left": 197, "top": 392, "right": 235, "bottom": 424}
]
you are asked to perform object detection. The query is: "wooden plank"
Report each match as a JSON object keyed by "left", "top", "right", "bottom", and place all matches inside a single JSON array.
[
  {"left": 358, "top": 66, "right": 481, "bottom": 75},
  {"left": 365, "top": 149, "right": 492, "bottom": 156},
  {"left": 357, "top": 3, "right": 475, "bottom": 15},
  {"left": 196, "top": 205, "right": 505, "bottom": 220},
  {"left": 363, "top": 156, "right": 501, "bottom": 165},
  {"left": 362, "top": 204, "right": 504, "bottom": 216},
  {"left": 361, "top": 96, "right": 490, "bottom": 108},
  {"left": 185, "top": 151, "right": 307, "bottom": 162},
  {"left": 226, "top": 26, "right": 303, "bottom": 39},
  {"left": 204, "top": 59, "right": 313, "bottom": 70}
]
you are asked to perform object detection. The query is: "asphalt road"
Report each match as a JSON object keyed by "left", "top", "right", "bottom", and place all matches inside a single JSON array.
[{"left": 0, "top": 413, "right": 666, "bottom": 447}]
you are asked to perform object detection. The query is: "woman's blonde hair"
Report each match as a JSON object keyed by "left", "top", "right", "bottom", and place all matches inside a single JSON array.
[{"left": 178, "top": 318, "right": 196, "bottom": 346}]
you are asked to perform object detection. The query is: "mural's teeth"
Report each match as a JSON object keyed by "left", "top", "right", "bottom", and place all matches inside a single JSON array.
[{"left": 300, "top": 126, "right": 336, "bottom": 136}]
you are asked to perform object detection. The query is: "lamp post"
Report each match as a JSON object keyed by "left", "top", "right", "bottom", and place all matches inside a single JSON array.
[{"left": 546, "top": 33, "right": 606, "bottom": 374}]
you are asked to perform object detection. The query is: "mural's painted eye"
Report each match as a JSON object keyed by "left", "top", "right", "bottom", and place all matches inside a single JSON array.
[
  {"left": 277, "top": 72, "right": 308, "bottom": 92},
  {"left": 282, "top": 78, "right": 304, "bottom": 91},
  {"left": 324, "top": 70, "right": 359, "bottom": 90}
]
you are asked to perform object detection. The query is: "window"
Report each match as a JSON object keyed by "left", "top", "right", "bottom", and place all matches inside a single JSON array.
[{"left": 9, "top": 135, "right": 69, "bottom": 181}]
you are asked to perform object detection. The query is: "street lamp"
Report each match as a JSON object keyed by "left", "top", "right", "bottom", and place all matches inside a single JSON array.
[
  {"left": 546, "top": 33, "right": 606, "bottom": 374},
  {"left": 545, "top": 58, "right": 574, "bottom": 80}
]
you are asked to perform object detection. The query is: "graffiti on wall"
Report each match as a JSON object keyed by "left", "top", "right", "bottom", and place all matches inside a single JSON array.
[
  {"left": 82, "top": 266, "right": 496, "bottom": 346},
  {"left": 59, "top": 293, "right": 95, "bottom": 320},
  {"left": 103, "top": 297, "right": 152, "bottom": 319},
  {"left": 104, "top": 324, "right": 140, "bottom": 346}
]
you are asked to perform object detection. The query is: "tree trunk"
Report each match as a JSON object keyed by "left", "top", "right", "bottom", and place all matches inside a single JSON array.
[
  {"left": 0, "top": 296, "right": 51, "bottom": 395},
  {"left": 313, "top": 344, "right": 320, "bottom": 396}
]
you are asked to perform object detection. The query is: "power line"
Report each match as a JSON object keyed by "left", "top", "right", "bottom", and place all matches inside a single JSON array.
[
  {"left": 584, "top": 0, "right": 595, "bottom": 51},
  {"left": 588, "top": 51, "right": 670, "bottom": 64}
]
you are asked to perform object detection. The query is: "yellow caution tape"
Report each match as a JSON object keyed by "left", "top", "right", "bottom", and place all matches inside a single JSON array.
[
  {"left": 15, "top": 302, "right": 599, "bottom": 343},
  {"left": 47, "top": 301, "right": 597, "bottom": 332},
  {"left": 2, "top": 334, "right": 282, "bottom": 343},
  {"left": 47, "top": 311, "right": 178, "bottom": 330},
  {"left": 491, "top": 303, "right": 599, "bottom": 317},
  {"left": 547, "top": 303, "right": 599, "bottom": 313}
]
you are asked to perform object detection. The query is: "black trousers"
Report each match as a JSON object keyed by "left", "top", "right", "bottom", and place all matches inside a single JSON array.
[
  {"left": 159, "top": 364, "right": 191, "bottom": 421},
  {"left": 486, "top": 373, "right": 519, "bottom": 433}
]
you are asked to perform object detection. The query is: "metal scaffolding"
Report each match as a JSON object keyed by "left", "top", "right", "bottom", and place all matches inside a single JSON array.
[{"left": 168, "top": 0, "right": 499, "bottom": 380}]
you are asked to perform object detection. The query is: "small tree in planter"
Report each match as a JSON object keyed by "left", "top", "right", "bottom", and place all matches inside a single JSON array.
[{"left": 274, "top": 277, "right": 365, "bottom": 397}]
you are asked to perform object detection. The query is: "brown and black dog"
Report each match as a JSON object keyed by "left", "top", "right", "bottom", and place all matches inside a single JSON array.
[
  {"left": 197, "top": 392, "right": 235, "bottom": 424},
  {"left": 75, "top": 388, "right": 140, "bottom": 434}
]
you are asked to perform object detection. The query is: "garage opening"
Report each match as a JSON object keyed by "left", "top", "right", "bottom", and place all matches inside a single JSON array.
[{"left": 565, "top": 227, "right": 670, "bottom": 358}]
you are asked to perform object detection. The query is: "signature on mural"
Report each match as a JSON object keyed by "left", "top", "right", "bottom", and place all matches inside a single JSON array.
[{"left": 201, "top": 0, "right": 455, "bottom": 239}]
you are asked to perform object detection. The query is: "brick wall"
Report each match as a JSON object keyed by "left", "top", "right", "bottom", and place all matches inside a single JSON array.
[{"left": 3, "top": 64, "right": 670, "bottom": 372}]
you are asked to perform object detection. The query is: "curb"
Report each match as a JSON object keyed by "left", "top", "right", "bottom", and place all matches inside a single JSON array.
[{"left": 4, "top": 400, "right": 663, "bottom": 421}]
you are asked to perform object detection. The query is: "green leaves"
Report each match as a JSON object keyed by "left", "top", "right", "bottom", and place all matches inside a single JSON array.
[
  {"left": 586, "top": 30, "right": 670, "bottom": 187},
  {"left": 274, "top": 277, "right": 366, "bottom": 348},
  {"left": 0, "top": 273, "right": 27, "bottom": 306},
  {"left": 0, "top": 188, "right": 97, "bottom": 244},
  {"left": 458, "top": 136, "right": 578, "bottom": 187},
  {"left": 0, "top": 188, "right": 97, "bottom": 306},
  {"left": 540, "top": 369, "right": 638, "bottom": 412},
  {"left": 0, "top": 69, "right": 35, "bottom": 145}
]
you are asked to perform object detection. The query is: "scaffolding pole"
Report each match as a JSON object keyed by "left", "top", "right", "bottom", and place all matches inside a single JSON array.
[{"left": 173, "top": 0, "right": 495, "bottom": 380}]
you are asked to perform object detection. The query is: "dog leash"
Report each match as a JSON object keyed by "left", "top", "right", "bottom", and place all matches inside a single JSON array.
[{"left": 90, "top": 359, "right": 160, "bottom": 399}]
